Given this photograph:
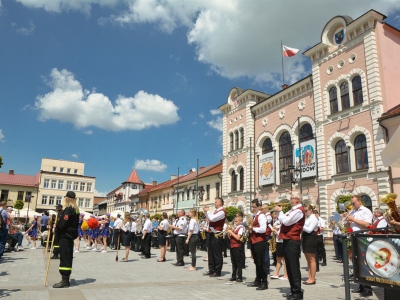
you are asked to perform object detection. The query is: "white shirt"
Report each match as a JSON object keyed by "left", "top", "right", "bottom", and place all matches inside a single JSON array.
[
  {"left": 373, "top": 216, "right": 388, "bottom": 228},
  {"left": 174, "top": 217, "right": 187, "bottom": 236},
  {"left": 207, "top": 207, "right": 226, "bottom": 233},
  {"left": 273, "top": 220, "right": 282, "bottom": 243},
  {"left": 201, "top": 220, "right": 208, "bottom": 231},
  {"left": 317, "top": 217, "right": 326, "bottom": 235},
  {"left": 130, "top": 222, "right": 137, "bottom": 233},
  {"left": 114, "top": 218, "right": 123, "bottom": 229},
  {"left": 333, "top": 224, "right": 341, "bottom": 235},
  {"left": 143, "top": 219, "right": 152, "bottom": 233},
  {"left": 265, "top": 212, "right": 273, "bottom": 224},
  {"left": 233, "top": 224, "right": 244, "bottom": 236},
  {"left": 122, "top": 221, "right": 131, "bottom": 232},
  {"left": 252, "top": 211, "right": 267, "bottom": 234},
  {"left": 350, "top": 205, "right": 373, "bottom": 231},
  {"left": 160, "top": 219, "right": 169, "bottom": 231},
  {"left": 278, "top": 204, "right": 304, "bottom": 226},
  {"left": 303, "top": 214, "right": 318, "bottom": 233},
  {"left": 188, "top": 219, "right": 199, "bottom": 234}
]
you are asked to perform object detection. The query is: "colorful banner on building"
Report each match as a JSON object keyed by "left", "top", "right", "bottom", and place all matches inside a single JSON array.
[
  {"left": 259, "top": 152, "right": 275, "bottom": 186},
  {"left": 293, "top": 139, "right": 316, "bottom": 178},
  {"left": 352, "top": 234, "right": 400, "bottom": 290}
]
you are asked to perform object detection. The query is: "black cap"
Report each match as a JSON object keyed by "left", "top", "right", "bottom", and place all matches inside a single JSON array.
[
  {"left": 117, "top": 214, "right": 121, "bottom": 218},
  {"left": 65, "top": 191, "right": 76, "bottom": 198},
  {"left": 56, "top": 204, "right": 63, "bottom": 209}
]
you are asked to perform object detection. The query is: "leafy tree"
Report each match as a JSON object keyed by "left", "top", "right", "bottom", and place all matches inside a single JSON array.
[
  {"left": 150, "top": 213, "right": 162, "bottom": 220},
  {"left": 0, "top": 156, "right": 3, "bottom": 169},
  {"left": 336, "top": 195, "right": 353, "bottom": 213},
  {"left": 14, "top": 200, "right": 24, "bottom": 210},
  {"left": 225, "top": 206, "right": 241, "bottom": 222},
  {"left": 270, "top": 202, "right": 291, "bottom": 213}
]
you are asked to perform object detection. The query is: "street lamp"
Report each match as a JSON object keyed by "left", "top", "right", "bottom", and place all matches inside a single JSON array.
[{"left": 285, "top": 164, "right": 301, "bottom": 192}]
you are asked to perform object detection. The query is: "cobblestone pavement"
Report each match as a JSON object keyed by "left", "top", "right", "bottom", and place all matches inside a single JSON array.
[{"left": 0, "top": 241, "right": 385, "bottom": 300}]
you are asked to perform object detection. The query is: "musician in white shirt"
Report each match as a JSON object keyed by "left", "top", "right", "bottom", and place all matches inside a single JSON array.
[
  {"left": 121, "top": 212, "right": 132, "bottom": 262},
  {"left": 141, "top": 213, "right": 153, "bottom": 259},
  {"left": 314, "top": 211, "right": 327, "bottom": 267},
  {"left": 186, "top": 209, "right": 199, "bottom": 271},
  {"left": 157, "top": 212, "right": 169, "bottom": 262},
  {"left": 169, "top": 209, "right": 187, "bottom": 266},
  {"left": 112, "top": 214, "right": 123, "bottom": 250},
  {"left": 302, "top": 205, "right": 318, "bottom": 285}
]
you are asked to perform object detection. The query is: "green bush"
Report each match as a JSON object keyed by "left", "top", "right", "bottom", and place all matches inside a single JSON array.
[
  {"left": 336, "top": 195, "right": 353, "bottom": 213},
  {"left": 14, "top": 200, "right": 24, "bottom": 210},
  {"left": 225, "top": 206, "right": 241, "bottom": 222}
]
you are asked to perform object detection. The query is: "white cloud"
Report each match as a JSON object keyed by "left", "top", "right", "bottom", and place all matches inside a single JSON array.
[
  {"left": 198, "top": 113, "right": 204, "bottom": 119},
  {"left": 15, "top": 0, "right": 119, "bottom": 14},
  {"left": 71, "top": 154, "right": 78, "bottom": 158},
  {"left": 0, "top": 129, "right": 4, "bottom": 142},
  {"left": 15, "top": 20, "right": 36, "bottom": 35},
  {"left": 207, "top": 116, "right": 222, "bottom": 132},
  {"left": 35, "top": 68, "right": 180, "bottom": 131},
  {"left": 84, "top": 130, "right": 93, "bottom": 135},
  {"left": 108, "top": 0, "right": 400, "bottom": 87},
  {"left": 210, "top": 109, "right": 221, "bottom": 115},
  {"left": 94, "top": 190, "right": 106, "bottom": 197},
  {"left": 134, "top": 159, "right": 167, "bottom": 172}
]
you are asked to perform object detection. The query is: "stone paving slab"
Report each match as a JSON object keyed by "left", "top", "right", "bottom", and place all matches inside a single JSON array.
[{"left": 0, "top": 241, "right": 386, "bottom": 300}]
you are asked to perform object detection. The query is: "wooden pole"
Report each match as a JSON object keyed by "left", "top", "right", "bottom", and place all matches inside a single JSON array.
[{"left": 44, "top": 219, "right": 57, "bottom": 287}]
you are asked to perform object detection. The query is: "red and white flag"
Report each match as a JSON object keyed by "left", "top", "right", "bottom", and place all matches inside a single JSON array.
[{"left": 282, "top": 45, "right": 299, "bottom": 57}]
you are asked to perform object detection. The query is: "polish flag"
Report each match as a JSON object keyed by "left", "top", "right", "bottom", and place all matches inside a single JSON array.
[{"left": 282, "top": 45, "right": 299, "bottom": 57}]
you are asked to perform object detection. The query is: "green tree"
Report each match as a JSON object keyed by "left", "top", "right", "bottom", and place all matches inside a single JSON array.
[
  {"left": 14, "top": 200, "right": 24, "bottom": 210},
  {"left": 150, "top": 213, "right": 162, "bottom": 220},
  {"left": 0, "top": 156, "right": 3, "bottom": 169},
  {"left": 336, "top": 195, "right": 353, "bottom": 213},
  {"left": 225, "top": 206, "right": 241, "bottom": 222}
]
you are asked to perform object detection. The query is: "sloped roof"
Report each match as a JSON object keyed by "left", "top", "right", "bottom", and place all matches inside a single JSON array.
[
  {"left": 199, "top": 163, "right": 222, "bottom": 178},
  {"left": 379, "top": 104, "right": 400, "bottom": 121},
  {"left": 176, "top": 162, "right": 222, "bottom": 185},
  {"left": 124, "top": 169, "right": 143, "bottom": 185},
  {"left": 107, "top": 184, "right": 123, "bottom": 196},
  {"left": 0, "top": 172, "right": 39, "bottom": 187}
]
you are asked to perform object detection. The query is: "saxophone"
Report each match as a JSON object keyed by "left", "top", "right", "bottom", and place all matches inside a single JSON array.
[
  {"left": 269, "top": 232, "right": 277, "bottom": 253},
  {"left": 200, "top": 221, "right": 206, "bottom": 239}
]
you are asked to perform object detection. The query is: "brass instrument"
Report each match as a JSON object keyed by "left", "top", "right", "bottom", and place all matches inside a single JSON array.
[
  {"left": 338, "top": 201, "right": 354, "bottom": 232},
  {"left": 269, "top": 232, "right": 277, "bottom": 253},
  {"left": 239, "top": 215, "right": 253, "bottom": 242},
  {"left": 380, "top": 193, "right": 400, "bottom": 222},
  {"left": 214, "top": 221, "right": 234, "bottom": 239}
]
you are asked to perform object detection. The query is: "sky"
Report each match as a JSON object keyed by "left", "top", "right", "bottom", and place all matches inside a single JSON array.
[{"left": 1, "top": 0, "right": 400, "bottom": 196}]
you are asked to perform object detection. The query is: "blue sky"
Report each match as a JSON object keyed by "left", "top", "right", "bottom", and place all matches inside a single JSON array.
[{"left": 1, "top": 0, "right": 400, "bottom": 195}]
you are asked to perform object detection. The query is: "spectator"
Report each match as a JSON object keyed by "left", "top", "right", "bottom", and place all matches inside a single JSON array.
[{"left": 0, "top": 201, "right": 10, "bottom": 259}]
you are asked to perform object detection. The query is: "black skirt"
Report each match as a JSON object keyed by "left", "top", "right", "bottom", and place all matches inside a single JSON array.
[
  {"left": 158, "top": 230, "right": 167, "bottom": 246},
  {"left": 276, "top": 242, "right": 284, "bottom": 257},
  {"left": 121, "top": 231, "right": 132, "bottom": 247},
  {"left": 302, "top": 231, "right": 317, "bottom": 254}
]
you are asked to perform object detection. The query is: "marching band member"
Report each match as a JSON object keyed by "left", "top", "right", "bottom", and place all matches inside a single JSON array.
[
  {"left": 347, "top": 195, "right": 373, "bottom": 297},
  {"left": 157, "top": 212, "right": 169, "bottom": 262},
  {"left": 112, "top": 214, "right": 123, "bottom": 251},
  {"left": 121, "top": 212, "right": 132, "bottom": 262},
  {"left": 236, "top": 212, "right": 246, "bottom": 267},
  {"left": 186, "top": 209, "right": 199, "bottom": 271},
  {"left": 141, "top": 212, "right": 152, "bottom": 259},
  {"left": 302, "top": 204, "right": 318, "bottom": 285},
  {"left": 203, "top": 197, "right": 226, "bottom": 277},
  {"left": 247, "top": 199, "right": 268, "bottom": 290},
  {"left": 314, "top": 210, "right": 327, "bottom": 267},
  {"left": 169, "top": 215, "right": 177, "bottom": 252},
  {"left": 169, "top": 209, "right": 187, "bottom": 266},
  {"left": 270, "top": 218, "right": 288, "bottom": 280},
  {"left": 371, "top": 208, "right": 388, "bottom": 232},
  {"left": 332, "top": 220, "right": 343, "bottom": 263},
  {"left": 262, "top": 204, "right": 273, "bottom": 274},
  {"left": 227, "top": 215, "right": 244, "bottom": 282},
  {"left": 275, "top": 192, "right": 306, "bottom": 300},
  {"left": 130, "top": 217, "right": 137, "bottom": 250}
]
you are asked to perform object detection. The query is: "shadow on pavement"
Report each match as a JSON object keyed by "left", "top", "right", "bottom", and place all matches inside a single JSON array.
[
  {"left": 71, "top": 278, "right": 97, "bottom": 286},
  {"left": 0, "top": 271, "right": 9, "bottom": 276},
  {"left": 0, "top": 289, "right": 21, "bottom": 297}
]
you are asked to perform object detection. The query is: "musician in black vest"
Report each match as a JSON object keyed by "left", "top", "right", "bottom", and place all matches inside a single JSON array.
[{"left": 203, "top": 197, "right": 226, "bottom": 277}]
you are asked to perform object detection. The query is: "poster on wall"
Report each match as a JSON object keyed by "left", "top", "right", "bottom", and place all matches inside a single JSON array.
[
  {"left": 293, "top": 139, "right": 316, "bottom": 178},
  {"left": 259, "top": 152, "right": 275, "bottom": 186},
  {"left": 352, "top": 234, "right": 400, "bottom": 290}
]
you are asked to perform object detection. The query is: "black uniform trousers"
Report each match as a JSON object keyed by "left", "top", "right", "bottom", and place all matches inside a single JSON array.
[
  {"left": 333, "top": 234, "right": 342, "bottom": 260},
  {"left": 169, "top": 234, "right": 176, "bottom": 252},
  {"left": 251, "top": 241, "right": 268, "bottom": 282},
  {"left": 59, "top": 236, "right": 74, "bottom": 277},
  {"left": 175, "top": 235, "right": 185, "bottom": 264},
  {"left": 188, "top": 234, "right": 198, "bottom": 267},
  {"left": 113, "top": 229, "right": 121, "bottom": 249},
  {"left": 208, "top": 233, "right": 224, "bottom": 274},
  {"left": 53, "top": 232, "right": 60, "bottom": 256},
  {"left": 230, "top": 247, "right": 243, "bottom": 280},
  {"left": 317, "top": 235, "right": 326, "bottom": 263},
  {"left": 143, "top": 233, "right": 151, "bottom": 258},
  {"left": 283, "top": 239, "right": 302, "bottom": 295}
]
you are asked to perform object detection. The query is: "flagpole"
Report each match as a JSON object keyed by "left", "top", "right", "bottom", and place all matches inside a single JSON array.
[{"left": 281, "top": 40, "right": 285, "bottom": 86}]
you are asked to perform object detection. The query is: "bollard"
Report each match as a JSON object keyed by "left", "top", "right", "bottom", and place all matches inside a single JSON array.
[{"left": 341, "top": 234, "right": 351, "bottom": 300}]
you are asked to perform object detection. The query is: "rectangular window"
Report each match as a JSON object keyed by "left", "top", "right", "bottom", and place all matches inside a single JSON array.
[
  {"left": 216, "top": 182, "right": 220, "bottom": 198},
  {"left": 67, "top": 181, "right": 72, "bottom": 190},
  {"left": 41, "top": 195, "right": 48, "bottom": 205},
  {"left": 74, "top": 169, "right": 78, "bottom": 174},
  {"left": 206, "top": 185, "right": 210, "bottom": 200},
  {"left": 49, "top": 196, "right": 55, "bottom": 205},
  {"left": 80, "top": 182, "right": 85, "bottom": 191},
  {"left": 51, "top": 180, "right": 57, "bottom": 189},
  {"left": 85, "top": 199, "right": 90, "bottom": 208},
  {"left": 58, "top": 180, "right": 64, "bottom": 190},
  {"left": 198, "top": 186, "right": 204, "bottom": 200},
  {"left": 17, "top": 191, "right": 24, "bottom": 200},
  {"left": 67, "top": 168, "right": 71, "bottom": 173},
  {"left": 78, "top": 198, "right": 84, "bottom": 207},
  {"left": 53, "top": 166, "right": 57, "bottom": 172},
  {"left": 56, "top": 196, "right": 62, "bottom": 205},
  {"left": 44, "top": 179, "right": 49, "bottom": 188},
  {"left": 60, "top": 167, "right": 64, "bottom": 173},
  {"left": 73, "top": 182, "right": 78, "bottom": 191},
  {"left": 86, "top": 183, "right": 92, "bottom": 192}
]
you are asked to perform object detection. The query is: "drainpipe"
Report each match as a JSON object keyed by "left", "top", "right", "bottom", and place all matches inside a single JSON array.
[{"left": 378, "top": 122, "right": 394, "bottom": 193}]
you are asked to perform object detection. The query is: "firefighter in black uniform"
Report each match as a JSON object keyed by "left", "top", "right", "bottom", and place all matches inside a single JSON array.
[
  {"left": 53, "top": 191, "right": 80, "bottom": 288},
  {"left": 51, "top": 204, "right": 63, "bottom": 259}
]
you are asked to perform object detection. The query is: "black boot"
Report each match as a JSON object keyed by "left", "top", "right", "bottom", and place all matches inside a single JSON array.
[
  {"left": 256, "top": 280, "right": 268, "bottom": 290},
  {"left": 247, "top": 279, "right": 261, "bottom": 287},
  {"left": 53, "top": 276, "right": 70, "bottom": 288},
  {"left": 50, "top": 255, "right": 59, "bottom": 259}
]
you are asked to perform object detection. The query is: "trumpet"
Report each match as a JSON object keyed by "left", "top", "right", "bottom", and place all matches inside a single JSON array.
[{"left": 338, "top": 201, "right": 354, "bottom": 232}]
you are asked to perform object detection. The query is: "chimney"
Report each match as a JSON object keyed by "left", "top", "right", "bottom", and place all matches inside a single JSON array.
[
  {"left": 153, "top": 181, "right": 157, "bottom": 186},
  {"left": 9, "top": 170, "right": 14, "bottom": 175},
  {"left": 170, "top": 175, "right": 177, "bottom": 180},
  {"left": 282, "top": 84, "right": 289, "bottom": 90},
  {"left": 200, "top": 166, "right": 206, "bottom": 170}
]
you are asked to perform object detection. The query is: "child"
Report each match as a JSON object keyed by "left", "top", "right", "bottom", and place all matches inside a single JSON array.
[{"left": 226, "top": 216, "right": 244, "bottom": 283}]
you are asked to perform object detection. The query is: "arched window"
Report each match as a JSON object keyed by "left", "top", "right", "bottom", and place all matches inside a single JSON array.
[
  {"left": 361, "top": 195, "right": 372, "bottom": 212},
  {"left": 231, "top": 171, "right": 237, "bottom": 192},
  {"left": 354, "top": 134, "right": 368, "bottom": 170},
  {"left": 340, "top": 81, "right": 350, "bottom": 109},
  {"left": 330, "top": 87, "right": 338, "bottom": 114},
  {"left": 335, "top": 140, "right": 349, "bottom": 173},
  {"left": 262, "top": 138, "right": 273, "bottom": 154},
  {"left": 352, "top": 76, "right": 363, "bottom": 105},
  {"left": 239, "top": 168, "right": 244, "bottom": 191},
  {"left": 279, "top": 132, "right": 292, "bottom": 184},
  {"left": 235, "top": 130, "right": 239, "bottom": 150},
  {"left": 230, "top": 133, "right": 234, "bottom": 151},
  {"left": 300, "top": 123, "right": 314, "bottom": 142},
  {"left": 240, "top": 128, "right": 244, "bottom": 148}
]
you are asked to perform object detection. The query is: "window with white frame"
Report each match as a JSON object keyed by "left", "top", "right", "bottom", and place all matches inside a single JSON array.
[
  {"left": 279, "top": 131, "right": 292, "bottom": 184},
  {"left": 335, "top": 140, "right": 349, "bottom": 174},
  {"left": 53, "top": 166, "right": 57, "bottom": 172},
  {"left": 240, "top": 128, "right": 244, "bottom": 148},
  {"left": 80, "top": 182, "right": 85, "bottom": 191},
  {"left": 231, "top": 171, "right": 237, "bottom": 192},
  {"left": 49, "top": 196, "right": 55, "bottom": 205},
  {"left": 86, "top": 183, "right": 92, "bottom": 192},
  {"left": 239, "top": 168, "right": 244, "bottom": 191},
  {"left": 78, "top": 198, "right": 84, "bottom": 207},
  {"left": 85, "top": 199, "right": 90, "bottom": 208},
  {"left": 329, "top": 87, "right": 338, "bottom": 114},
  {"left": 352, "top": 76, "right": 363, "bottom": 105},
  {"left": 67, "top": 168, "right": 71, "bottom": 173},
  {"left": 235, "top": 130, "right": 239, "bottom": 150},
  {"left": 51, "top": 180, "right": 57, "bottom": 189},
  {"left": 67, "top": 181, "right": 72, "bottom": 190},
  {"left": 44, "top": 179, "right": 49, "bottom": 188},
  {"left": 60, "top": 167, "right": 64, "bottom": 173},
  {"left": 41, "top": 195, "right": 48, "bottom": 205},
  {"left": 74, "top": 169, "right": 78, "bottom": 174},
  {"left": 206, "top": 184, "right": 210, "bottom": 199},
  {"left": 354, "top": 134, "right": 368, "bottom": 170},
  {"left": 58, "top": 180, "right": 64, "bottom": 190},
  {"left": 230, "top": 133, "right": 234, "bottom": 151},
  {"left": 56, "top": 196, "right": 62, "bottom": 205},
  {"left": 73, "top": 182, "right": 78, "bottom": 191}
]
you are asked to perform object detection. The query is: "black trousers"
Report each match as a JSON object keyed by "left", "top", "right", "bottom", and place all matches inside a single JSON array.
[
  {"left": 241, "top": 241, "right": 246, "bottom": 266},
  {"left": 59, "top": 237, "right": 74, "bottom": 278},
  {"left": 53, "top": 232, "right": 60, "bottom": 256},
  {"left": 170, "top": 235, "right": 176, "bottom": 251},
  {"left": 208, "top": 234, "right": 224, "bottom": 274},
  {"left": 230, "top": 247, "right": 243, "bottom": 279},
  {"left": 283, "top": 239, "right": 302, "bottom": 295},
  {"left": 317, "top": 235, "right": 326, "bottom": 262},
  {"left": 175, "top": 235, "right": 185, "bottom": 264},
  {"left": 189, "top": 235, "right": 198, "bottom": 267},
  {"left": 113, "top": 229, "right": 121, "bottom": 249},
  {"left": 251, "top": 241, "right": 268, "bottom": 282},
  {"left": 333, "top": 235, "right": 343, "bottom": 260},
  {"left": 143, "top": 234, "right": 151, "bottom": 258}
]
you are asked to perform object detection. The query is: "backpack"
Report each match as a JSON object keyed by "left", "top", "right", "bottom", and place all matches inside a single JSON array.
[{"left": 0, "top": 209, "right": 6, "bottom": 230}]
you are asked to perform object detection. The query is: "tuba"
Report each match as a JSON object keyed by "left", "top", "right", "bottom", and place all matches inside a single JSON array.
[{"left": 380, "top": 193, "right": 400, "bottom": 222}]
